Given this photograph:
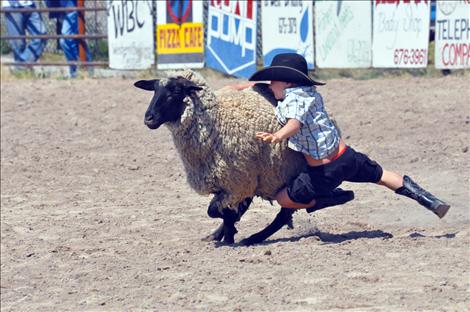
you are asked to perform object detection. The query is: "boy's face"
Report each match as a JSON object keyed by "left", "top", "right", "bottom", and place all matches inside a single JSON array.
[{"left": 269, "top": 81, "right": 293, "bottom": 100}]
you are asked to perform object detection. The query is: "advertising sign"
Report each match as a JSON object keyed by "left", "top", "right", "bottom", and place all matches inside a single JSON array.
[
  {"left": 372, "top": 0, "right": 430, "bottom": 68},
  {"left": 315, "top": 1, "right": 372, "bottom": 68},
  {"left": 261, "top": 0, "right": 314, "bottom": 68},
  {"left": 206, "top": 0, "right": 257, "bottom": 78},
  {"left": 435, "top": 1, "right": 470, "bottom": 69},
  {"left": 156, "top": 0, "right": 204, "bottom": 69},
  {"left": 107, "top": 0, "right": 154, "bottom": 69}
]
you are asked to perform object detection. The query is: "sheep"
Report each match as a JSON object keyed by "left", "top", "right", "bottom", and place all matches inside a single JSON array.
[{"left": 135, "top": 69, "right": 353, "bottom": 245}]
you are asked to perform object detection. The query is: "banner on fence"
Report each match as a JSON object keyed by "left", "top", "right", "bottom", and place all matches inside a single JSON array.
[
  {"left": 206, "top": 0, "right": 257, "bottom": 78},
  {"left": 107, "top": 0, "right": 154, "bottom": 69},
  {"left": 156, "top": 0, "right": 204, "bottom": 69},
  {"left": 434, "top": 1, "right": 470, "bottom": 69},
  {"left": 261, "top": 1, "right": 314, "bottom": 68},
  {"left": 372, "top": 0, "right": 430, "bottom": 68},
  {"left": 315, "top": 1, "right": 371, "bottom": 68}
]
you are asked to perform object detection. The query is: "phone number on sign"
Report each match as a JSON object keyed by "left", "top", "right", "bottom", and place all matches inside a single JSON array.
[{"left": 393, "top": 48, "right": 428, "bottom": 65}]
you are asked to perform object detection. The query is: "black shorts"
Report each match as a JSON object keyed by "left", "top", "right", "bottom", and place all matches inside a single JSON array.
[{"left": 287, "top": 147, "right": 383, "bottom": 204}]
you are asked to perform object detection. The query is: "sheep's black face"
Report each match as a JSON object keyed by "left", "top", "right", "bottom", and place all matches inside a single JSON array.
[{"left": 135, "top": 77, "right": 202, "bottom": 130}]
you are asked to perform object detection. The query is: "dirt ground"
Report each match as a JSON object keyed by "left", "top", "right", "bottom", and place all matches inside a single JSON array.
[{"left": 1, "top": 71, "right": 469, "bottom": 311}]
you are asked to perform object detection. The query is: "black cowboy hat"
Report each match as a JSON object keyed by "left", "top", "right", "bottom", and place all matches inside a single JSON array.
[{"left": 249, "top": 53, "right": 325, "bottom": 86}]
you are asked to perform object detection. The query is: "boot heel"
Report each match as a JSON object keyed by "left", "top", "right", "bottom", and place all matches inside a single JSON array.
[{"left": 434, "top": 203, "right": 450, "bottom": 219}]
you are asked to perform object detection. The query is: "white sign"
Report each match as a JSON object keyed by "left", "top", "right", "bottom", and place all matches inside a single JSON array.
[
  {"left": 315, "top": 1, "right": 372, "bottom": 68},
  {"left": 435, "top": 1, "right": 470, "bottom": 69},
  {"left": 261, "top": 0, "right": 314, "bottom": 68},
  {"left": 107, "top": 0, "right": 154, "bottom": 69},
  {"left": 372, "top": 0, "right": 430, "bottom": 68}
]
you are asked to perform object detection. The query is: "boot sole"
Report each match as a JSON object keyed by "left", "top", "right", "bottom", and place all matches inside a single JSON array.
[{"left": 434, "top": 204, "right": 450, "bottom": 219}]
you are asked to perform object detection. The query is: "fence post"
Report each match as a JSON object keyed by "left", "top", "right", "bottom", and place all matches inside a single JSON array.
[{"left": 78, "top": 0, "right": 86, "bottom": 61}]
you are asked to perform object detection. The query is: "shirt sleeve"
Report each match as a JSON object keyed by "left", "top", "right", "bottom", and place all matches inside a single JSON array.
[{"left": 281, "top": 93, "right": 310, "bottom": 125}]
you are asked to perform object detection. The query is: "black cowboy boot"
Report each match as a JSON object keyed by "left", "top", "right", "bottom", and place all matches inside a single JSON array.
[
  {"left": 306, "top": 188, "right": 355, "bottom": 213},
  {"left": 395, "top": 175, "right": 450, "bottom": 218}
]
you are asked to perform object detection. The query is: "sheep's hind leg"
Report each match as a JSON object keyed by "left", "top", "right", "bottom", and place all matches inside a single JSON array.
[
  {"left": 240, "top": 208, "right": 294, "bottom": 246},
  {"left": 202, "top": 197, "right": 253, "bottom": 243},
  {"left": 240, "top": 188, "right": 355, "bottom": 245}
]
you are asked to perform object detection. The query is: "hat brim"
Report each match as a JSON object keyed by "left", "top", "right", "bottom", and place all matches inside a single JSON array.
[{"left": 249, "top": 66, "right": 325, "bottom": 86}]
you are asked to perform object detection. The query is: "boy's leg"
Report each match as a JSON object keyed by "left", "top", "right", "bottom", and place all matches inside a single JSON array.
[
  {"left": 276, "top": 188, "right": 316, "bottom": 208},
  {"left": 378, "top": 169, "right": 403, "bottom": 191},
  {"left": 276, "top": 171, "right": 354, "bottom": 210},
  {"left": 276, "top": 187, "right": 355, "bottom": 211},
  {"left": 347, "top": 147, "right": 450, "bottom": 219}
]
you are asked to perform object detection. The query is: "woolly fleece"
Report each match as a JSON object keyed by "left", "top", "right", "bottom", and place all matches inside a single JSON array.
[{"left": 164, "top": 69, "right": 306, "bottom": 213}]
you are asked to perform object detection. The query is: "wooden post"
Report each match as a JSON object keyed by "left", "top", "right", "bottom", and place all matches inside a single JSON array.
[{"left": 77, "top": 0, "right": 86, "bottom": 61}]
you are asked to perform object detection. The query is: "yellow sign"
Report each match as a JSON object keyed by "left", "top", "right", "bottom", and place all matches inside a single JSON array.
[{"left": 157, "top": 23, "right": 204, "bottom": 54}]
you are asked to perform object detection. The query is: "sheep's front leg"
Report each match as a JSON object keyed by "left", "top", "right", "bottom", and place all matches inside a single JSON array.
[
  {"left": 203, "top": 197, "right": 253, "bottom": 243},
  {"left": 220, "top": 208, "right": 238, "bottom": 244},
  {"left": 221, "top": 197, "right": 253, "bottom": 244},
  {"left": 206, "top": 192, "right": 226, "bottom": 219}
]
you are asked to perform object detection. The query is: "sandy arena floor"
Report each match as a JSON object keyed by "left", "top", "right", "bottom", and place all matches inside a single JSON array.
[{"left": 1, "top": 72, "right": 469, "bottom": 311}]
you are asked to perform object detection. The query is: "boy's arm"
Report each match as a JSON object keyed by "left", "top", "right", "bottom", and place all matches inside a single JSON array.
[
  {"left": 219, "top": 81, "right": 256, "bottom": 91},
  {"left": 256, "top": 119, "right": 301, "bottom": 144}
]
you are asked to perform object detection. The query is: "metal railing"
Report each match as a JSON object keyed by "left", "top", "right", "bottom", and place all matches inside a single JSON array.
[{"left": 0, "top": 0, "right": 107, "bottom": 67}]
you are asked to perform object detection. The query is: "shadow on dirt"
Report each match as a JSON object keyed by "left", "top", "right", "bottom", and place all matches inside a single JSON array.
[
  {"left": 312, "top": 229, "right": 394, "bottom": 244},
  {"left": 408, "top": 232, "right": 457, "bottom": 239},
  {"left": 220, "top": 229, "right": 394, "bottom": 247}
]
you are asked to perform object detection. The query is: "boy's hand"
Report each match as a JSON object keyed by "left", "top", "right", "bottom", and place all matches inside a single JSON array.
[
  {"left": 256, "top": 120, "right": 299, "bottom": 144},
  {"left": 256, "top": 132, "right": 282, "bottom": 144}
]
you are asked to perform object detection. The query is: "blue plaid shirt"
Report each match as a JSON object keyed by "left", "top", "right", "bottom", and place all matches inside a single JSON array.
[{"left": 275, "top": 86, "right": 340, "bottom": 160}]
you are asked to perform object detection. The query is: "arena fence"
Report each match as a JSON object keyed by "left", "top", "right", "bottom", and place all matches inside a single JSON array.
[{"left": 0, "top": 0, "right": 108, "bottom": 67}]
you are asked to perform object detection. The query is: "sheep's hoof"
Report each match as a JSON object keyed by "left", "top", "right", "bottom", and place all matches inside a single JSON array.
[
  {"left": 222, "top": 224, "right": 237, "bottom": 244},
  {"left": 202, "top": 224, "right": 224, "bottom": 242},
  {"left": 239, "top": 237, "right": 255, "bottom": 246},
  {"left": 286, "top": 217, "right": 294, "bottom": 230},
  {"left": 222, "top": 235, "right": 235, "bottom": 244},
  {"left": 239, "top": 233, "right": 265, "bottom": 246},
  {"left": 201, "top": 232, "right": 224, "bottom": 242}
]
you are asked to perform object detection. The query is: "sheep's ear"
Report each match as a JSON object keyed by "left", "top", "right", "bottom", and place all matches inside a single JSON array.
[
  {"left": 134, "top": 79, "right": 158, "bottom": 91},
  {"left": 181, "top": 79, "right": 203, "bottom": 93}
]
